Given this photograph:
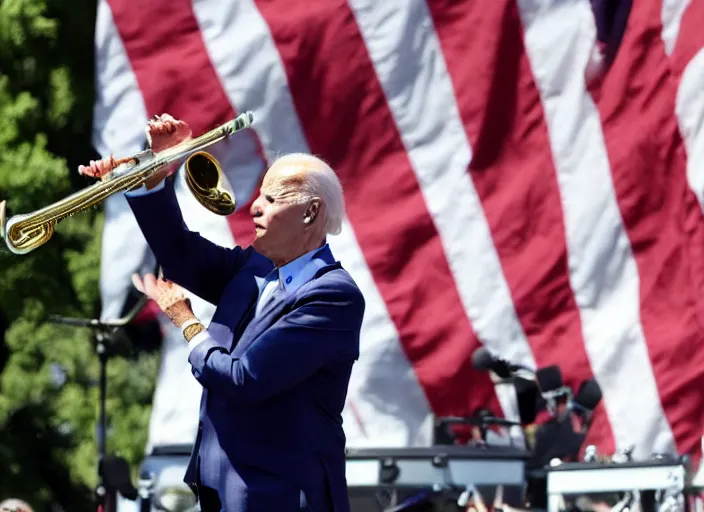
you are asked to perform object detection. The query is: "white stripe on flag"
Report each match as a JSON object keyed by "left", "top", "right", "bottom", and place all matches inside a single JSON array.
[
  {"left": 339, "top": 215, "right": 435, "bottom": 447},
  {"left": 94, "top": 0, "right": 153, "bottom": 320},
  {"left": 348, "top": 0, "right": 536, "bottom": 426},
  {"left": 517, "top": 0, "right": 676, "bottom": 456},
  {"left": 676, "top": 49, "right": 704, "bottom": 212},
  {"left": 179, "top": 0, "right": 271, "bottom": 217},
  {"left": 93, "top": 0, "right": 148, "bottom": 160},
  {"left": 191, "top": 0, "right": 309, "bottom": 159},
  {"left": 661, "top": 0, "right": 692, "bottom": 56}
]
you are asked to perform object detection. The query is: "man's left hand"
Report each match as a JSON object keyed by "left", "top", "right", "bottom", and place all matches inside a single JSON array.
[{"left": 131, "top": 273, "right": 197, "bottom": 328}]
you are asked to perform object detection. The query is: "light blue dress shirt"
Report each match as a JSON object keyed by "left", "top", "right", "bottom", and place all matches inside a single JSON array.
[
  {"left": 255, "top": 245, "right": 328, "bottom": 317},
  {"left": 188, "top": 245, "right": 330, "bottom": 351}
]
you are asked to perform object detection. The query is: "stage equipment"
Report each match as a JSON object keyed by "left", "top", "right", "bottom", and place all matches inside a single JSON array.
[
  {"left": 433, "top": 413, "right": 524, "bottom": 447},
  {"left": 563, "top": 378, "right": 602, "bottom": 439},
  {"left": 536, "top": 365, "right": 572, "bottom": 414},
  {"left": 1, "top": 111, "right": 254, "bottom": 255},
  {"left": 470, "top": 347, "right": 542, "bottom": 426},
  {"left": 345, "top": 446, "right": 529, "bottom": 512},
  {"left": 514, "top": 376, "right": 541, "bottom": 424},
  {"left": 344, "top": 445, "right": 528, "bottom": 489},
  {"left": 471, "top": 346, "right": 535, "bottom": 378},
  {"left": 49, "top": 295, "right": 149, "bottom": 512},
  {"left": 531, "top": 416, "right": 586, "bottom": 469},
  {"left": 136, "top": 444, "right": 196, "bottom": 512},
  {"left": 135, "top": 444, "right": 529, "bottom": 512},
  {"left": 545, "top": 456, "right": 690, "bottom": 512}
]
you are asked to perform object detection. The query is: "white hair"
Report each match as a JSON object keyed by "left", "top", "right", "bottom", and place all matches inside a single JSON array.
[{"left": 273, "top": 153, "right": 345, "bottom": 236}]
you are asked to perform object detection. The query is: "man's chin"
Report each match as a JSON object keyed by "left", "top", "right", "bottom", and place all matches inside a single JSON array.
[{"left": 252, "top": 237, "right": 266, "bottom": 254}]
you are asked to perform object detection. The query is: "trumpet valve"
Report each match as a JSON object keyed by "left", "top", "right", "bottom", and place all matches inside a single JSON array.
[{"left": 108, "top": 150, "right": 156, "bottom": 180}]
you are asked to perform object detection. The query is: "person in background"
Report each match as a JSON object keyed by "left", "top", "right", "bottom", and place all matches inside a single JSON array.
[{"left": 0, "top": 499, "right": 33, "bottom": 512}]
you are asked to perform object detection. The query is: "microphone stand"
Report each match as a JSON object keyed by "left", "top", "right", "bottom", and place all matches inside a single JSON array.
[
  {"left": 47, "top": 296, "right": 149, "bottom": 512},
  {"left": 435, "top": 415, "right": 524, "bottom": 447}
]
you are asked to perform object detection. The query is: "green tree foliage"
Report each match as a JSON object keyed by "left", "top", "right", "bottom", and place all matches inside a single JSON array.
[{"left": 0, "top": 1, "right": 159, "bottom": 509}]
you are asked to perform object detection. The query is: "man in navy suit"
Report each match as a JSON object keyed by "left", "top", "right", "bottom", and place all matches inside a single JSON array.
[{"left": 79, "top": 114, "right": 365, "bottom": 512}]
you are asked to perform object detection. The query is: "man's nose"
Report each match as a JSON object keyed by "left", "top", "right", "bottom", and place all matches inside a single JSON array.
[{"left": 250, "top": 197, "right": 263, "bottom": 217}]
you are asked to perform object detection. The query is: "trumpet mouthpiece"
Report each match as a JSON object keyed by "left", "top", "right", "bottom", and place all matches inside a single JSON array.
[
  {"left": 0, "top": 200, "right": 6, "bottom": 239},
  {"left": 231, "top": 111, "right": 254, "bottom": 133}
]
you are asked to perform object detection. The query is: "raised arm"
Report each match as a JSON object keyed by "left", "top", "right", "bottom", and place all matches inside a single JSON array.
[
  {"left": 125, "top": 176, "right": 250, "bottom": 304},
  {"left": 79, "top": 114, "right": 251, "bottom": 304}
]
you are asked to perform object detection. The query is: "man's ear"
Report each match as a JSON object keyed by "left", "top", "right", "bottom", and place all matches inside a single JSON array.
[{"left": 303, "top": 200, "right": 320, "bottom": 225}]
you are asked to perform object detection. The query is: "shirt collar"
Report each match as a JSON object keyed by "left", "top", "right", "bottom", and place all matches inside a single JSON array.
[{"left": 277, "top": 243, "right": 329, "bottom": 292}]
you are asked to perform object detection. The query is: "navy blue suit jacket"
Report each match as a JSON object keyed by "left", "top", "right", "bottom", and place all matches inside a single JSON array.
[{"left": 127, "top": 178, "right": 364, "bottom": 512}]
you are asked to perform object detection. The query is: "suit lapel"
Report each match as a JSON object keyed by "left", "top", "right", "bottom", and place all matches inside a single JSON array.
[
  {"left": 234, "top": 288, "right": 291, "bottom": 355},
  {"left": 258, "top": 284, "right": 289, "bottom": 319},
  {"left": 232, "top": 245, "right": 339, "bottom": 355},
  {"left": 253, "top": 274, "right": 266, "bottom": 291}
]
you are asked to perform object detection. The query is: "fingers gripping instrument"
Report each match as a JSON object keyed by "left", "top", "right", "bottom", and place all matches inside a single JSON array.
[{"left": 0, "top": 112, "right": 254, "bottom": 255}]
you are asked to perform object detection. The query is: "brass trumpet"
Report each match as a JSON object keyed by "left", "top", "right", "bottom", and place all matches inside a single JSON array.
[{"left": 0, "top": 111, "right": 254, "bottom": 255}]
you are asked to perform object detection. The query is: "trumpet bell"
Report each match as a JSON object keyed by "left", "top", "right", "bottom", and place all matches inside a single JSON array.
[
  {"left": 0, "top": 111, "right": 252, "bottom": 255},
  {"left": 184, "top": 151, "right": 236, "bottom": 216}
]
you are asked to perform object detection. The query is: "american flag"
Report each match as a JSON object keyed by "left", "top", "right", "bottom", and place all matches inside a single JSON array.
[{"left": 92, "top": 0, "right": 704, "bottom": 460}]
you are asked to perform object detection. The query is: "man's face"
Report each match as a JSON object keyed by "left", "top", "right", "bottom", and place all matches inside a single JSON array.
[{"left": 250, "top": 163, "right": 310, "bottom": 263}]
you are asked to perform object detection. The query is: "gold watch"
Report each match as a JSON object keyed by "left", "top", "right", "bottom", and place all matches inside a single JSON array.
[{"left": 182, "top": 320, "right": 205, "bottom": 342}]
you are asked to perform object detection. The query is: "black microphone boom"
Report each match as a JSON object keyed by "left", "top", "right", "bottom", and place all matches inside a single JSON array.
[
  {"left": 471, "top": 347, "right": 532, "bottom": 378},
  {"left": 437, "top": 415, "right": 523, "bottom": 428},
  {"left": 46, "top": 295, "right": 149, "bottom": 329},
  {"left": 514, "top": 377, "right": 541, "bottom": 424}
]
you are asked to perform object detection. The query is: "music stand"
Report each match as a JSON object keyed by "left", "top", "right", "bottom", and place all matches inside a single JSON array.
[{"left": 47, "top": 296, "right": 148, "bottom": 512}]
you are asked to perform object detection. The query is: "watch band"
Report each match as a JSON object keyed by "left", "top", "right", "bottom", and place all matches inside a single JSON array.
[
  {"left": 184, "top": 324, "right": 205, "bottom": 342},
  {"left": 180, "top": 318, "right": 201, "bottom": 332},
  {"left": 181, "top": 319, "right": 205, "bottom": 342}
]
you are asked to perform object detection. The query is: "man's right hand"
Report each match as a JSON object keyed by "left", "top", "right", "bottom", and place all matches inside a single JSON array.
[
  {"left": 146, "top": 113, "right": 192, "bottom": 153},
  {"left": 78, "top": 114, "right": 192, "bottom": 189}
]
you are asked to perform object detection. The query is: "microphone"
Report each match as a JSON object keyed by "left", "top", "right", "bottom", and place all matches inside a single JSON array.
[
  {"left": 536, "top": 365, "right": 572, "bottom": 416},
  {"left": 571, "top": 378, "right": 602, "bottom": 414},
  {"left": 471, "top": 347, "right": 532, "bottom": 378},
  {"left": 514, "top": 376, "right": 541, "bottom": 424},
  {"left": 567, "top": 378, "right": 602, "bottom": 432},
  {"left": 536, "top": 365, "right": 564, "bottom": 394},
  {"left": 472, "top": 347, "right": 544, "bottom": 424}
]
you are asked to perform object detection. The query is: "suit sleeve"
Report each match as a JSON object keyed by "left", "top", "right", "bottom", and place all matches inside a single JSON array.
[
  {"left": 126, "top": 176, "right": 251, "bottom": 304},
  {"left": 187, "top": 283, "right": 365, "bottom": 404}
]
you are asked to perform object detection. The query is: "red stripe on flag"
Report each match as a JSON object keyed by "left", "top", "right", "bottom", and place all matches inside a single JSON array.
[
  {"left": 253, "top": 0, "right": 501, "bottom": 417},
  {"left": 592, "top": 0, "right": 704, "bottom": 456},
  {"left": 669, "top": 0, "right": 704, "bottom": 79},
  {"left": 106, "top": 0, "right": 260, "bottom": 247},
  {"left": 426, "top": 0, "right": 614, "bottom": 451},
  {"left": 133, "top": 299, "right": 161, "bottom": 324}
]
